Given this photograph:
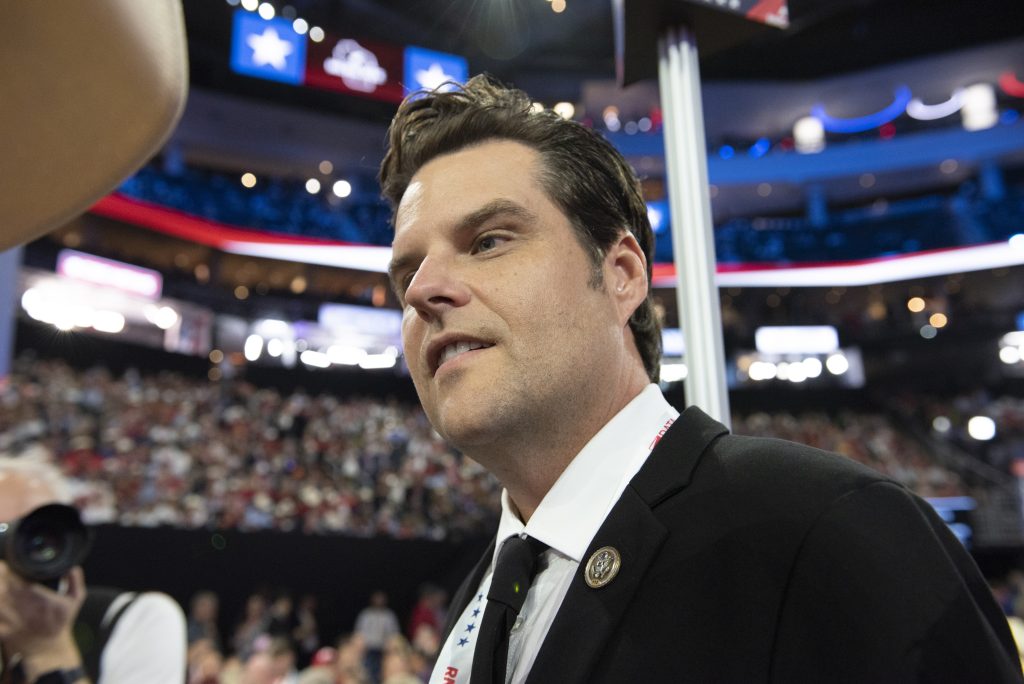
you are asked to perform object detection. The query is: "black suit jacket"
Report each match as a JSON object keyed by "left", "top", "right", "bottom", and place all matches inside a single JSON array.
[{"left": 442, "top": 407, "right": 1022, "bottom": 683}]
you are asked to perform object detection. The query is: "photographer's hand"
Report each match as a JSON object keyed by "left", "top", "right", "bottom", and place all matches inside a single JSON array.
[{"left": 0, "top": 564, "right": 88, "bottom": 682}]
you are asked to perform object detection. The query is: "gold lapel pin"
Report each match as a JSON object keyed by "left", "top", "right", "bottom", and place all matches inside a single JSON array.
[{"left": 584, "top": 546, "right": 621, "bottom": 589}]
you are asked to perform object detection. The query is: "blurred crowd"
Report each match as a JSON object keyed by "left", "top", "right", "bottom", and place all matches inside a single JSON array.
[
  {"left": 710, "top": 180, "right": 1022, "bottom": 267},
  {"left": 732, "top": 409, "right": 966, "bottom": 497},
  {"left": 184, "top": 584, "right": 446, "bottom": 684},
  {"left": 989, "top": 570, "right": 1024, "bottom": 671},
  {"left": 889, "top": 389, "right": 1024, "bottom": 474},
  {"left": 0, "top": 355, "right": 501, "bottom": 540},
  {"left": 0, "top": 356, "right": 982, "bottom": 541},
  {"left": 120, "top": 164, "right": 395, "bottom": 246},
  {"left": 120, "top": 160, "right": 1022, "bottom": 269}
]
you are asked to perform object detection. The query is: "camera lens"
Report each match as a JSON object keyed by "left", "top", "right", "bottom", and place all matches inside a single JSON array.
[
  {"left": 0, "top": 504, "right": 92, "bottom": 584},
  {"left": 26, "top": 531, "right": 62, "bottom": 563}
]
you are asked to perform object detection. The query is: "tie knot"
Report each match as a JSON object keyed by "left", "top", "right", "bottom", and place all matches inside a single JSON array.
[{"left": 487, "top": 535, "right": 546, "bottom": 613}]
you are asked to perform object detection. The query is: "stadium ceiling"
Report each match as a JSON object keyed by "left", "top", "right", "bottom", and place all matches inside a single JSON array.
[
  {"left": 174, "top": 0, "right": 1024, "bottom": 213},
  {"left": 184, "top": 0, "right": 1024, "bottom": 101}
]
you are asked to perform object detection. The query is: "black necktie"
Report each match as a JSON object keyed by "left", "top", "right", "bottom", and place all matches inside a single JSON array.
[{"left": 471, "top": 535, "right": 547, "bottom": 684}]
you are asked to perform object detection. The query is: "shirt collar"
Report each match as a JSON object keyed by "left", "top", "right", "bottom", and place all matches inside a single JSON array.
[{"left": 494, "top": 384, "right": 679, "bottom": 564}]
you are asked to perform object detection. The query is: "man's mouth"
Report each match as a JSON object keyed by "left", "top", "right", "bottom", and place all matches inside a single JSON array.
[{"left": 432, "top": 339, "right": 494, "bottom": 374}]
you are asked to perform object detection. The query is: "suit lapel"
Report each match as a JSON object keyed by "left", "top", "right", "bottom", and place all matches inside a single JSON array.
[
  {"left": 525, "top": 486, "right": 667, "bottom": 683},
  {"left": 441, "top": 538, "right": 495, "bottom": 644},
  {"left": 525, "top": 407, "right": 728, "bottom": 683},
  {"left": 630, "top": 406, "right": 728, "bottom": 506}
]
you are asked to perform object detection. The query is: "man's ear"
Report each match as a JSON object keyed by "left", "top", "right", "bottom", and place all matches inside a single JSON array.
[{"left": 604, "top": 232, "right": 649, "bottom": 326}]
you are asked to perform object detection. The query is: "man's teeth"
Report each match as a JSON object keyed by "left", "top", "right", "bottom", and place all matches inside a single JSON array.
[{"left": 440, "top": 341, "right": 490, "bottom": 366}]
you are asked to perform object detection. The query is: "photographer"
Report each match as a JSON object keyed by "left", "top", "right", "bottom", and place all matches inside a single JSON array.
[{"left": 0, "top": 457, "right": 187, "bottom": 684}]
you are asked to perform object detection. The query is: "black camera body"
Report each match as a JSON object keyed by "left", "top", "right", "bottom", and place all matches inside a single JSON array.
[{"left": 0, "top": 503, "right": 93, "bottom": 585}]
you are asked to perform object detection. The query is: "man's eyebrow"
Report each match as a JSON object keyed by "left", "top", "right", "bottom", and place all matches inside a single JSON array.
[
  {"left": 453, "top": 198, "right": 537, "bottom": 237},
  {"left": 387, "top": 199, "right": 537, "bottom": 291}
]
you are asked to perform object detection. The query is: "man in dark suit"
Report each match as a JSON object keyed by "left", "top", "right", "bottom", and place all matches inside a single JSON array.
[{"left": 379, "top": 74, "right": 1022, "bottom": 683}]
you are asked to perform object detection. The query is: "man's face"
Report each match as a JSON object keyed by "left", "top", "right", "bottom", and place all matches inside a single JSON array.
[{"left": 390, "top": 140, "right": 628, "bottom": 453}]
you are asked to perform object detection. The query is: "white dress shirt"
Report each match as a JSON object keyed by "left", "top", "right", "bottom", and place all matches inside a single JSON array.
[
  {"left": 430, "top": 384, "right": 679, "bottom": 684},
  {"left": 100, "top": 591, "right": 187, "bottom": 684}
]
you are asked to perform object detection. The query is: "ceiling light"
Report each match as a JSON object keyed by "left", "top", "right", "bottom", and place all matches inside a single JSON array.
[
  {"left": 962, "top": 83, "right": 998, "bottom": 131},
  {"left": 332, "top": 180, "right": 352, "bottom": 198},
  {"left": 811, "top": 86, "right": 911, "bottom": 133},
  {"left": 553, "top": 102, "right": 575, "bottom": 119},
  {"left": 906, "top": 89, "right": 964, "bottom": 121},
  {"left": 825, "top": 353, "right": 849, "bottom": 375},
  {"left": 793, "top": 116, "right": 824, "bottom": 154},
  {"left": 967, "top": 416, "right": 996, "bottom": 441}
]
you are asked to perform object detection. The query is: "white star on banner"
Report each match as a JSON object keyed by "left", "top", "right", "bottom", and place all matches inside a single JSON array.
[
  {"left": 247, "top": 28, "right": 293, "bottom": 71},
  {"left": 415, "top": 63, "right": 456, "bottom": 91}
]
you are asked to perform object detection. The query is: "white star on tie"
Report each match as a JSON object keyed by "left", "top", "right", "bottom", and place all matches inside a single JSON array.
[
  {"left": 247, "top": 28, "right": 293, "bottom": 71},
  {"left": 415, "top": 63, "right": 455, "bottom": 91}
]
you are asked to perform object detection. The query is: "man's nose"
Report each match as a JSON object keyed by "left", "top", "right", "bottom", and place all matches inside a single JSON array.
[{"left": 404, "top": 256, "right": 471, "bottom": 322}]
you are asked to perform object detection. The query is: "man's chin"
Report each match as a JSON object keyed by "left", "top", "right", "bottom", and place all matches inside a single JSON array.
[
  {"left": 435, "top": 420, "right": 493, "bottom": 451},
  {"left": 432, "top": 404, "right": 501, "bottom": 452}
]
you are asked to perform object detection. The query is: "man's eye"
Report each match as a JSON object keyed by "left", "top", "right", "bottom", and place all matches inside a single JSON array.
[
  {"left": 392, "top": 273, "right": 413, "bottom": 303},
  {"left": 401, "top": 273, "right": 415, "bottom": 295},
  {"left": 475, "top": 235, "right": 505, "bottom": 253}
]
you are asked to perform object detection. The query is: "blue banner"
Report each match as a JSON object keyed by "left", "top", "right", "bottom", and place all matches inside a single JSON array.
[
  {"left": 230, "top": 11, "right": 306, "bottom": 85},
  {"left": 403, "top": 46, "right": 468, "bottom": 96}
]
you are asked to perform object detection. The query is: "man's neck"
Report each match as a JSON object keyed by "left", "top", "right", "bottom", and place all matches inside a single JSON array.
[
  {"left": 474, "top": 376, "right": 650, "bottom": 523},
  {"left": 488, "top": 444, "right": 581, "bottom": 523}
]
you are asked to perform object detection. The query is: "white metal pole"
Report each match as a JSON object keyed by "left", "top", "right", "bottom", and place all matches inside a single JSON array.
[
  {"left": 657, "top": 25, "right": 730, "bottom": 426},
  {"left": 0, "top": 245, "right": 23, "bottom": 382}
]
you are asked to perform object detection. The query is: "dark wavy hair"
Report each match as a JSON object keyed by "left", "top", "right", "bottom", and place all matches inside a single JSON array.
[{"left": 379, "top": 74, "right": 660, "bottom": 382}]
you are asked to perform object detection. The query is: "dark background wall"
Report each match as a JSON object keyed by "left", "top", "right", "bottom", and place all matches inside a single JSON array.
[{"left": 82, "top": 525, "right": 489, "bottom": 647}]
